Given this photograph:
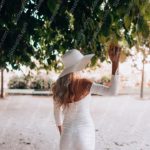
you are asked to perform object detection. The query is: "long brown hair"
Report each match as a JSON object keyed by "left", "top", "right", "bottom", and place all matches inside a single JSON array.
[{"left": 52, "top": 72, "right": 92, "bottom": 109}]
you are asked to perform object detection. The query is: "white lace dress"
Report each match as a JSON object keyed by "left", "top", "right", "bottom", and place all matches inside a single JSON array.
[{"left": 53, "top": 73, "right": 119, "bottom": 150}]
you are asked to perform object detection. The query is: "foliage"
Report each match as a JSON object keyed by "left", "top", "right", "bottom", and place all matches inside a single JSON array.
[
  {"left": 30, "top": 75, "right": 54, "bottom": 90},
  {"left": 39, "top": 0, "right": 150, "bottom": 67},
  {"left": 8, "top": 74, "right": 54, "bottom": 90},
  {"left": 0, "top": 0, "right": 150, "bottom": 71},
  {"left": 8, "top": 76, "right": 28, "bottom": 89},
  {"left": 100, "top": 75, "right": 111, "bottom": 84},
  {"left": 0, "top": 0, "right": 43, "bottom": 69}
]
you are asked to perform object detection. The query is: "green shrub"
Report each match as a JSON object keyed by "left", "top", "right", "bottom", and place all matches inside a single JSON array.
[
  {"left": 100, "top": 76, "right": 111, "bottom": 84},
  {"left": 30, "top": 76, "right": 54, "bottom": 90},
  {"left": 8, "top": 76, "right": 28, "bottom": 89}
]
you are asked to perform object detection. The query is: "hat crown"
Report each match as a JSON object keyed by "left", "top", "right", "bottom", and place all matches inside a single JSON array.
[{"left": 62, "top": 49, "right": 83, "bottom": 68}]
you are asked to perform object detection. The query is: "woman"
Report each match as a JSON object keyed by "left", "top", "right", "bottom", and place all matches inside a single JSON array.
[{"left": 52, "top": 47, "right": 120, "bottom": 150}]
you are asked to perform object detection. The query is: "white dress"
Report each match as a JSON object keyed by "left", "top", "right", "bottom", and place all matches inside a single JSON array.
[{"left": 53, "top": 73, "right": 119, "bottom": 150}]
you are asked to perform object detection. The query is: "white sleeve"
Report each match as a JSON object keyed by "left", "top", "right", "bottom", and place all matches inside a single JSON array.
[
  {"left": 53, "top": 100, "right": 64, "bottom": 126},
  {"left": 90, "top": 70, "right": 119, "bottom": 96}
]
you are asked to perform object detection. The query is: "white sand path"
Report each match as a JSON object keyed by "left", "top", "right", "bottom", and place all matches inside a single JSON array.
[{"left": 0, "top": 95, "right": 150, "bottom": 150}]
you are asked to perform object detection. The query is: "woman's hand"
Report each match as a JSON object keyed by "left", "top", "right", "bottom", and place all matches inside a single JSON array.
[
  {"left": 58, "top": 125, "right": 63, "bottom": 135},
  {"left": 108, "top": 44, "right": 121, "bottom": 74}
]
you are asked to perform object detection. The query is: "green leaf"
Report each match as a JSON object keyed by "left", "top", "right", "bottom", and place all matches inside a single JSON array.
[
  {"left": 124, "top": 15, "right": 132, "bottom": 29},
  {"left": 101, "top": 14, "right": 112, "bottom": 37},
  {"left": 47, "top": 0, "right": 61, "bottom": 13}
]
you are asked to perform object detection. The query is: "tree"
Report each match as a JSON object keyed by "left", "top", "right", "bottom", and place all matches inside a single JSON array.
[
  {"left": 1, "top": 0, "right": 149, "bottom": 69},
  {"left": 41, "top": 0, "right": 150, "bottom": 65},
  {"left": 0, "top": 69, "right": 4, "bottom": 98},
  {"left": 0, "top": 0, "right": 150, "bottom": 98},
  {"left": 0, "top": 0, "right": 47, "bottom": 97},
  {"left": 130, "top": 42, "right": 150, "bottom": 98}
]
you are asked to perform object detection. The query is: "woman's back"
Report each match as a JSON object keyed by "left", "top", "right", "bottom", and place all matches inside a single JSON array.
[
  {"left": 63, "top": 93, "right": 94, "bottom": 129},
  {"left": 60, "top": 92, "right": 95, "bottom": 150},
  {"left": 53, "top": 73, "right": 119, "bottom": 149}
]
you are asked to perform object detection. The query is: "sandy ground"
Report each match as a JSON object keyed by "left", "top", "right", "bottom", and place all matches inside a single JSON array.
[{"left": 0, "top": 95, "right": 150, "bottom": 150}]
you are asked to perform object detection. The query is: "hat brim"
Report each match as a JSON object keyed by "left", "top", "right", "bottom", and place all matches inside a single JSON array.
[{"left": 59, "top": 54, "right": 94, "bottom": 78}]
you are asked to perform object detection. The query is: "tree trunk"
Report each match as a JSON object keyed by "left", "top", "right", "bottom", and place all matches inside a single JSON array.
[
  {"left": 140, "top": 61, "right": 144, "bottom": 99},
  {"left": 0, "top": 69, "right": 4, "bottom": 98}
]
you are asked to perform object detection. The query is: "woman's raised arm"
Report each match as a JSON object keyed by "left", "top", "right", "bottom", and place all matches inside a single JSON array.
[{"left": 90, "top": 44, "right": 121, "bottom": 96}]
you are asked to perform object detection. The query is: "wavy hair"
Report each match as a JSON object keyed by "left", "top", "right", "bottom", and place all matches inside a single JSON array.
[{"left": 52, "top": 72, "right": 92, "bottom": 109}]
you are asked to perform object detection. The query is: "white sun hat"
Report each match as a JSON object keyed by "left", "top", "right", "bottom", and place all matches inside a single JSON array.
[{"left": 58, "top": 49, "right": 94, "bottom": 78}]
